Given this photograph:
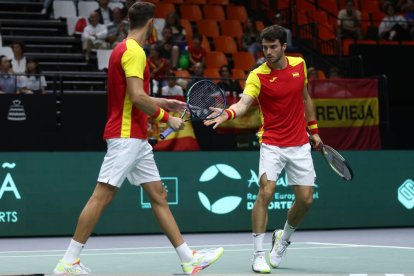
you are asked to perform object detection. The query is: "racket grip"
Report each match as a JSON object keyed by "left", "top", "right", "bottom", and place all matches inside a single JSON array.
[{"left": 160, "top": 127, "right": 174, "bottom": 140}]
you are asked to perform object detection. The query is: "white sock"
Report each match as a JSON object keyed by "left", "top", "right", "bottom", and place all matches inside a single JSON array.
[
  {"left": 175, "top": 242, "right": 193, "bottom": 263},
  {"left": 63, "top": 239, "right": 84, "bottom": 264},
  {"left": 252, "top": 233, "right": 265, "bottom": 253},
  {"left": 281, "top": 221, "right": 296, "bottom": 242}
]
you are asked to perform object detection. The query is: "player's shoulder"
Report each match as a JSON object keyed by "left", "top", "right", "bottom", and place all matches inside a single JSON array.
[
  {"left": 286, "top": 55, "right": 305, "bottom": 67},
  {"left": 124, "top": 39, "right": 145, "bottom": 56},
  {"left": 251, "top": 62, "right": 271, "bottom": 75}
]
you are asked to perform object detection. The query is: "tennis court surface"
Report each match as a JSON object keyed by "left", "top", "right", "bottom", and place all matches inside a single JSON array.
[{"left": 1, "top": 228, "right": 413, "bottom": 275}]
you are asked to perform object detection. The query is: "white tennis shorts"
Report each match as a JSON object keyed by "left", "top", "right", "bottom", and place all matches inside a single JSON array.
[
  {"left": 97, "top": 138, "right": 161, "bottom": 188},
  {"left": 259, "top": 142, "right": 316, "bottom": 186}
]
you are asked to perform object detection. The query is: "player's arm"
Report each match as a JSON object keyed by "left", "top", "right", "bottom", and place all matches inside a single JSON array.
[
  {"left": 204, "top": 93, "right": 254, "bottom": 129},
  {"left": 152, "top": 97, "right": 186, "bottom": 113},
  {"left": 126, "top": 77, "right": 184, "bottom": 130},
  {"left": 303, "top": 85, "right": 322, "bottom": 148}
]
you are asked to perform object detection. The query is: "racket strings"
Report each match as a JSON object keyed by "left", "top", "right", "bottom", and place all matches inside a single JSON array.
[
  {"left": 324, "top": 146, "right": 353, "bottom": 180},
  {"left": 187, "top": 81, "right": 226, "bottom": 119}
]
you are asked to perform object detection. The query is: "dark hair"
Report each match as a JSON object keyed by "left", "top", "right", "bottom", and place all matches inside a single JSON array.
[
  {"left": 11, "top": 40, "right": 26, "bottom": 53},
  {"left": 26, "top": 58, "right": 41, "bottom": 74},
  {"left": 165, "top": 12, "right": 183, "bottom": 30},
  {"left": 192, "top": 33, "right": 202, "bottom": 41},
  {"left": 260, "top": 24, "right": 287, "bottom": 45},
  {"left": 219, "top": 64, "right": 231, "bottom": 75},
  {"left": 128, "top": 2, "right": 155, "bottom": 30}
]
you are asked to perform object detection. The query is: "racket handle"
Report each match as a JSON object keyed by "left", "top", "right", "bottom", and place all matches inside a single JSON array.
[{"left": 160, "top": 127, "right": 174, "bottom": 140}]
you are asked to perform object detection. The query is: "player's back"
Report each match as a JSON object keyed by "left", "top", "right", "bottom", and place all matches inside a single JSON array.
[{"left": 104, "top": 39, "right": 150, "bottom": 140}]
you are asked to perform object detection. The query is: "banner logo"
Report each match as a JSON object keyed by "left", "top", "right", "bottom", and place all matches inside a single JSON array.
[
  {"left": 1, "top": 162, "right": 20, "bottom": 223},
  {"left": 198, "top": 164, "right": 243, "bottom": 214},
  {"left": 398, "top": 179, "right": 414, "bottom": 209},
  {"left": 8, "top": 100, "right": 26, "bottom": 121}
]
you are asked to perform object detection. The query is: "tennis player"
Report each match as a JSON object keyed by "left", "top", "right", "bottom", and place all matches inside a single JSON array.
[
  {"left": 205, "top": 24, "right": 322, "bottom": 273},
  {"left": 53, "top": 2, "right": 223, "bottom": 274}
]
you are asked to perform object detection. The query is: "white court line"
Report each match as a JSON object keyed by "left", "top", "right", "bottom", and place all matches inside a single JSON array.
[
  {"left": 0, "top": 242, "right": 412, "bottom": 259},
  {"left": 0, "top": 242, "right": 345, "bottom": 254},
  {"left": 0, "top": 247, "right": 354, "bottom": 259},
  {"left": 306, "top": 242, "right": 414, "bottom": 250}
]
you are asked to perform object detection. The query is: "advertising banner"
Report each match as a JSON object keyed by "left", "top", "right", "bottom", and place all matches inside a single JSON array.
[
  {"left": 1, "top": 151, "right": 413, "bottom": 237},
  {"left": 308, "top": 79, "right": 381, "bottom": 150}
]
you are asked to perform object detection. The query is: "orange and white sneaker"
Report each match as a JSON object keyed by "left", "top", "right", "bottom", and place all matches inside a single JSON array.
[
  {"left": 53, "top": 258, "right": 91, "bottom": 274},
  {"left": 181, "top": 247, "right": 224, "bottom": 275}
]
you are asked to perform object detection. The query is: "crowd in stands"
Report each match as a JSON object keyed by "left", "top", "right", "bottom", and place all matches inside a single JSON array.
[
  {"left": 337, "top": 0, "right": 414, "bottom": 41},
  {"left": 0, "top": 40, "right": 47, "bottom": 94},
  {"left": 3, "top": 0, "right": 414, "bottom": 96}
]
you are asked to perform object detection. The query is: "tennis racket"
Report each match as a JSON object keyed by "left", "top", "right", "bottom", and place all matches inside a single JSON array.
[
  {"left": 160, "top": 80, "right": 226, "bottom": 139},
  {"left": 319, "top": 143, "right": 354, "bottom": 181}
]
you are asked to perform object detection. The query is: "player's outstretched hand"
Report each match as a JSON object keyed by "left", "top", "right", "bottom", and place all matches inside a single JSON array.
[
  {"left": 168, "top": 115, "right": 185, "bottom": 131},
  {"left": 164, "top": 99, "right": 186, "bottom": 113},
  {"left": 204, "top": 107, "right": 228, "bottom": 129}
]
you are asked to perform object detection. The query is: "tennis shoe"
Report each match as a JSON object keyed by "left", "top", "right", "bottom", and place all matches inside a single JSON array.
[
  {"left": 53, "top": 258, "right": 91, "bottom": 274},
  {"left": 269, "top": 229, "right": 291, "bottom": 268},
  {"left": 252, "top": 251, "right": 270, "bottom": 273},
  {"left": 181, "top": 247, "right": 224, "bottom": 275}
]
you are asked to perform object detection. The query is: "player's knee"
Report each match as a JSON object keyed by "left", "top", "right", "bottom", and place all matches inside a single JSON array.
[
  {"left": 258, "top": 185, "right": 274, "bottom": 203},
  {"left": 297, "top": 196, "right": 313, "bottom": 210},
  {"left": 149, "top": 190, "right": 168, "bottom": 206}
]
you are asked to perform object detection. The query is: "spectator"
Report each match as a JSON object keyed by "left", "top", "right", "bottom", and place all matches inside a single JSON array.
[
  {"left": 217, "top": 65, "right": 243, "bottom": 103},
  {"left": 273, "top": 12, "right": 295, "bottom": 50},
  {"left": 161, "top": 72, "right": 184, "bottom": 96},
  {"left": 19, "top": 58, "right": 47, "bottom": 94},
  {"left": 157, "top": 26, "right": 180, "bottom": 69},
  {"left": 187, "top": 34, "right": 206, "bottom": 69},
  {"left": 106, "top": 7, "right": 128, "bottom": 49},
  {"left": 242, "top": 18, "right": 261, "bottom": 59},
  {"left": 95, "top": 0, "right": 113, "bottom": 25},
  {"left": 164, "top": 12, "right": 186, "bottom": 48},
  {"left": 82, "top": 11, "right": 109, "bottom": 62},
  {"left": 328, "top": 66, "right": 342, "bottom": 79},
  {"left": 42, "top": 0, "right": 80, "bottom": 15},
  {"left": 337, "top": 0, "right": 364, "bottom": 40},
  {"left": 307, "top": 66, "right": 319, "bottom": 80},
  {"left": 148, "top": 44, "right": 172, "bottom": 94},
  {"left": 0, "top": 55, "right": 19, "bottom": 94},
  {"left": 186, "top": 62, "right": 205, "bottom": 91},
  {"left": 400, "top": 0, "right": 414, "bottom": 39},
  {"left": 10, "top": 40, "right": 27, "bottom": 74},
  {"left": 378, "top": 3, "right": 409, "bottom": 41}
]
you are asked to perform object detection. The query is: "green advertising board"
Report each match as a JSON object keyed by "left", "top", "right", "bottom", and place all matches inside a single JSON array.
[{"left": 0, "top": 151, "right": 413, "bottom": 237}]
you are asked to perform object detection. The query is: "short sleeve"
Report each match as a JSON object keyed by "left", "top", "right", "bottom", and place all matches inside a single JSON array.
[
  {"left": 121, "top": 41, "right": 147, "bottom": 79},
  {"left": 243, "top": 71, "right": 261, "bottom": 99}
]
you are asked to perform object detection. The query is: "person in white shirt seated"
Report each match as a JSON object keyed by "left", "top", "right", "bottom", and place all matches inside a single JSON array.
[
  {"left": 19, "top": 58, "right": 47, "bottom": 94},
  {"left": 82, "top": 11, "right": 109, "bottom": 63},
  {"left": 161, "top": 72, "right": 184, "bottom": 97},
  {"left": 10, "top": 40, "right": 27, "bottom": 74}
]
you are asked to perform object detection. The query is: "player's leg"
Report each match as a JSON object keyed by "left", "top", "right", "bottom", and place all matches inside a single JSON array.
[
  {"left": 73, "top": 183, "right": 118, "bottom": 243},
  {"left": 251, "top": 173, "right": 275, "bottom": 274},
  {"left": 142, "top": 180, "right": 185, "bottom": 247},
  {"left": 251, "top": 143, "right": 285, "bottom": 273},
  {"left": 131, "top": 141, "right": 223, "bottom": 274},
  {"left": 54, "top": 138, "right": 136, "bottom": 274},
  {"left": 270, "top": 143, "right": 315, "bottom": 268}
]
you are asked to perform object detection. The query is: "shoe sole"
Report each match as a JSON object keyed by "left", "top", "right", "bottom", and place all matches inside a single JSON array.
[
  {"left": 269, "top": 229, "right": 283, "bottom": 268},
  {"left": 252, "top": 265, "right": 271, "bottom": 274}
]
